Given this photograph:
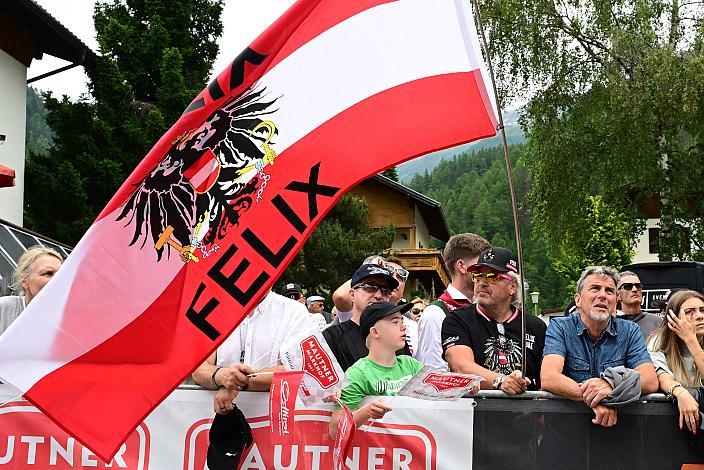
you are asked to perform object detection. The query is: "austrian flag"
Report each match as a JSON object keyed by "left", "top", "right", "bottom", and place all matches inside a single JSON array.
[{"left": 0, "top": 0, "right": 497, "bottom": 461}]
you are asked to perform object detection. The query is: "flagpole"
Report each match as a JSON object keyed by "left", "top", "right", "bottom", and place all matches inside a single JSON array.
[{"left": 469, "top": 0, "right": 528, "bottom": 377}]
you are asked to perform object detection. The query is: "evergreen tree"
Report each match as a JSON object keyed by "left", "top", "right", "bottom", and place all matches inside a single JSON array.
[{"left": 25, "top": 0, "right": 224, "bottom": 243}]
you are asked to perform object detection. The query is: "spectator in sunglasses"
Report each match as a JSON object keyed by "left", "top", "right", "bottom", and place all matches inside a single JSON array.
[
  {"left": 617, "top": 271, "right": 662, "bottom": 340},
  {"left": 331, "top": 254, "right": 409, "bottom": 323},
  {"left": 323, "top": 263, "right": 412, "bottom": 370}
]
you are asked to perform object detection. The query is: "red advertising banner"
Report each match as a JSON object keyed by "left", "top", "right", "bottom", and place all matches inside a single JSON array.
[
  {"left": 269, "top": 371, "right": 305, "bottom": 444},
  {"left": 0, "top": 400, "right": 149, "bottom": 469}
]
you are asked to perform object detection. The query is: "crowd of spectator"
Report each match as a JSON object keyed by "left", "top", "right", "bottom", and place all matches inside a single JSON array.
[{"left": 2, "top": 235, "right": 704, "bottom": 465}]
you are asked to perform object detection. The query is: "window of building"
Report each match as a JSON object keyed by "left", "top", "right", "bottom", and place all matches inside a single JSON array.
[{"left": 648, "top": 227, "right": 659, "bottom": 254}]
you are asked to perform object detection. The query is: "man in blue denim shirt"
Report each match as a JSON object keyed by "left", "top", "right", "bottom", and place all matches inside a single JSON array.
[{"left": 541, "top": 266, "right": 658, "bottom": 427}]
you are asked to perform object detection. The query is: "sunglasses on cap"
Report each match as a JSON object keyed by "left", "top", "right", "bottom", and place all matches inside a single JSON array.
[
  {"left": 354, "top": 283, "right": 392, "bottom": 296},
  {"left": 285, "top": 292, "right": 304, "bottom": 300},
  {"left": 619, "top": 282, "right": 643, "bottom": 291},
  {"left": 385, "top": 265, "right": 409, "bottom": 281},
  {"left": 471, "top": 272, "right": 512, "bottom": 284}
]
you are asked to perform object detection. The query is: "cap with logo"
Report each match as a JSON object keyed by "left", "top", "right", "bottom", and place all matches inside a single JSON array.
[
  {"left": 473, "top": 247, "right": 519, "bottom": 273},
  {"left": 351, "top": 264, "right": 399, "bottom": 289},
  {"left": 280, "top": 283, "right": 303, "bottom": 297},
  {"left": 360, "top": 301, "right": 413, "bottom": 339},
  {"left": 207, "top": 406, "right": 253, "bottom": 470}
]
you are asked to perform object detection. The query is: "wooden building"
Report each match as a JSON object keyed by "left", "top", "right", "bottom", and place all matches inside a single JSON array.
[{"left": 350, "top": 174, "right": 451, "bottom": 298}]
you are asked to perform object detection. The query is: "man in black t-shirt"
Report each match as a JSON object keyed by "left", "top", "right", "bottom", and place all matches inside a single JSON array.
[
  {"left": 441, "top": 247, "right": 546, "bottom": 393},
  {"left": 323, "top": 263, "right": 412, "bottom": 371}
]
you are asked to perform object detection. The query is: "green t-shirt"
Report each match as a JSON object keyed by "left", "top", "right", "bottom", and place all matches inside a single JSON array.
[{"left": 339, "top": 355, "right": 424, "bottom": 410}]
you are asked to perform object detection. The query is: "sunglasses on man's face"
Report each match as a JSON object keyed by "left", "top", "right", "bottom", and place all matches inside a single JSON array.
[
  {"left": 619, "top": 283, "right": 643, "bottom": 291},
  {"left": 470, "top": 272, "right": 512, "bottom": 284},
  {"left": 354, "top": 283, "right": 392, "bottom": 296},
  {"left": 385, "top": 265, "right": 409, "bottom": 282}
]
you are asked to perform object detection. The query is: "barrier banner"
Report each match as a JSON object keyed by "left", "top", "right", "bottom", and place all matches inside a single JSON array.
[
  {"left": 269, "top": 370, "right": 305, "bottom": 444},
  {"left": 0, "top": 384, "right": 473, "bottom": 469}
]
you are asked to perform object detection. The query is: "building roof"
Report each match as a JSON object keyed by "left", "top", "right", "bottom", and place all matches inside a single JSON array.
[
  {"left": 1, "top": 0, "right": 94, "bottom": 66},
  {"left": 370, "top": 174, "right": 451, "bottom": 242}
]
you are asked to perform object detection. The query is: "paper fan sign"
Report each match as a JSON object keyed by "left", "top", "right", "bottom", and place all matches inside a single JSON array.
[
  {"left": 280, "top": 332, "right": 348, "bottom": 405},
  {"left": 397, "top": 366, "right": 483, "bottom": 401}
]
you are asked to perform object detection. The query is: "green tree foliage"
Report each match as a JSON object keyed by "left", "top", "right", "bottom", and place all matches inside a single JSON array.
[
  {"left": 409, "top": 145, "right": 570, "bottom": 310},
  {"left": 278, "top": 194, "right": 395, "bottom": 302},
  {"left": 24, "top": 0, "right": 224, "bottom": 243},
  {"left": 380, "top": 167, "right": 399, "bottom": 182},
  {"left": 552, "top": 195, "right": 638, "bottom": 293},
  {"left": 479, "top": 0, "right": 704, "bottom": 261}
]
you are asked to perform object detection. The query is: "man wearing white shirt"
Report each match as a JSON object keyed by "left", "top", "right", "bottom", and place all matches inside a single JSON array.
[
  {"left": 192, "top": 290, "right": 318, "bottom": 414},
  {"left": 416, "top": 233, "right": 489, "bottom": 371}
]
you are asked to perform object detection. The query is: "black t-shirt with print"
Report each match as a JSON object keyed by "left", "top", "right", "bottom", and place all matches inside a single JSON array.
[{"left": 440, "top": 303, "right": 546, "bottom": 390}]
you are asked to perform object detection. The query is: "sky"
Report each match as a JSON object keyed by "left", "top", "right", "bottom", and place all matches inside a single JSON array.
[{"left": 29, "top": 0, "right": 296, "bottom": 100}]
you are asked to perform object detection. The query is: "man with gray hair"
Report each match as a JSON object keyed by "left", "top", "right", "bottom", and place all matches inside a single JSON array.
[
  {"left": 542, "top": 266, "right": 658, "bottom": 422},
  {"left": 441, "top": 247, "right": 546, "bottom": 393},
  {"left": 538, "top": 266, "right": 659, "bottom": 469},
  {"left": 616, "top": 270, "right": 661, "bottom": 340}
]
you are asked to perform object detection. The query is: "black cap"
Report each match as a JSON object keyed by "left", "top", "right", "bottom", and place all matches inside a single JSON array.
[
  {"left": 207, "top": 407, "right": 253, "bottom": 470},
  {"left": 473, "top": 247, "right": 519, "bottom": 274},
  {"left": 280, "top": 283, "right": 303, "bottom": 296},
  {"left": 360, "top": 301, "right": 413, "bottom": 339},
  {"left": 351, "top": 264, "right": 399, "bottom": 289}
]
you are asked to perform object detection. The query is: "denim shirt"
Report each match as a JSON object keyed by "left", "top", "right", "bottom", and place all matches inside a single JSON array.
[{"left": 543, "top": 314, "right": 652, "bottom": 383}]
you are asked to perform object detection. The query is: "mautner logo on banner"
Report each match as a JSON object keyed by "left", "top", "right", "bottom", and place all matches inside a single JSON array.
[
  {"left": 185, "top": 411, "right": 436, "bottom": 469},
  {"left": 0, "top": 402, "right": 149, "bottom": 469},
  {"left": 301, "top": 335, "right": 339, "bottom": 388}
]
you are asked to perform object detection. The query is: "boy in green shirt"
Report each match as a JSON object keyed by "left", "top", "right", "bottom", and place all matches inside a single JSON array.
[{"left": 329, "top": 301, "right": 424, "bottom": 437}]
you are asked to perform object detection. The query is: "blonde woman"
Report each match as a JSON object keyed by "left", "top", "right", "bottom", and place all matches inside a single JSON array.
[
  {"left": 648, "top": 290, "right": 704, "bottom": 434},
  {"left": 0, "top": 246, "right": 63, "bottom": 334}
]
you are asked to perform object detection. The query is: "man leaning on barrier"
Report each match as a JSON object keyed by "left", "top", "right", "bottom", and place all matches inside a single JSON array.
[{"left": 541, "top": 266, "right": 658, "bottom": 426}]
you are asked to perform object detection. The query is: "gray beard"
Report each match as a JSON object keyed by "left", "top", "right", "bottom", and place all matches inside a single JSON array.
[{"left": 589, "top": 310, "right": 611, "bottom": 322}]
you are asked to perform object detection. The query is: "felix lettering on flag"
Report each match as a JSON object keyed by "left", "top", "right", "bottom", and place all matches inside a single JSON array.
[
  {"left": 398, "top": 365, "right": 483, "bottom": 401},
  {"left": 269, "top": 370, "right": 305, "bottom": 444},
  {"left": 0, "top": 0, "right": 497, "bottom": 461},
  {"left": 280, "top": 332, "right": 348, "bottom": 405},
  {"left": 333, "top": 401, "right": 357, "bottom": 470}
]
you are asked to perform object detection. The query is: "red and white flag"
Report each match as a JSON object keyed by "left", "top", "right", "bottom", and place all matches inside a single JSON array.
[
  {"left": 333, "top": 402, "right": 357, "bottom": 470},
  {"left": 268, "top": 370, "right": 305, "bottom": 444},
  {"left": 0, "top": 0, "right": 497, "bottom": 461}
]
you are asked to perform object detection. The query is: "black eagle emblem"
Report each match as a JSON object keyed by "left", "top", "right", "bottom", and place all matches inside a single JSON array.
[{"left": 117, "top": 87, "right": 279, "bottom": 261}]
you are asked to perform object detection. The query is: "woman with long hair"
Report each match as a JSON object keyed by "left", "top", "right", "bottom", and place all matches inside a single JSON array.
[
  {"left": 0, "top": 246, "right": 63, "bottom": 335},
  {"left": 648, "top": 290, "right": 704, "bottom": 434}
]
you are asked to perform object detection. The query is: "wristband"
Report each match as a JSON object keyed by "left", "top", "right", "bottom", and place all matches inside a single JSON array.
[
  {"left": 211, "top": 367, "right": 223, "bottom": 389},
  {"left": 667, "top": 383, "right": 683, "bottom": 401}
]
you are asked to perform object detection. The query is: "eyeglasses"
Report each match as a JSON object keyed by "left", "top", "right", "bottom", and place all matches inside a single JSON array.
[
  {"left": 619, "top": 283, "right": 643, "bottom": 291},
  {"left": 354, "top": 283, "right": 392, "bottom": 296},
  {"left": 470, "top": 272, "right": 512, "bottom": 284},
  {"left": 386, "top": 265, "right": 409, "bottom": 281}
]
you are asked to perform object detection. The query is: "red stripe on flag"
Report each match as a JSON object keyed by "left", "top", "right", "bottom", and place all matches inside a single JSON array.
[{"left": 24, "top": 70, "right": 494, "bottom": 461}]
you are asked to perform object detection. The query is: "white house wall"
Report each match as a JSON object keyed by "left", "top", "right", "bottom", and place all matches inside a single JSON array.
[{"left": 0, "top": 48, "right": 26, "bottom": 226}]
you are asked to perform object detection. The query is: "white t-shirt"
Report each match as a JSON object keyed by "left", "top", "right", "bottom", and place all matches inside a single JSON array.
[
  {"left": 416, "top": 285, "right": 469, "bottom": 372},
  {"left": 403, "top": 316, "right": 419, "bottom": 357},
  {"left": 311, "top": 312, "right": 327, "bottom": 331},
  {"left": 216, "top": 291, "right": 317, "bottom": 369}
]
